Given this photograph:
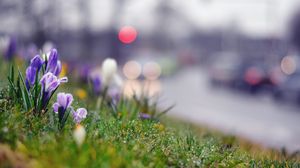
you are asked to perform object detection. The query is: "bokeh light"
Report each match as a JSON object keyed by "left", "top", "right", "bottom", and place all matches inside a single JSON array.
[
  {"left": 118, "top": 26, "right": 137, "bottom": 44},
  {"left": 123, "top": 60, "right": 142, "bottom": 79},
  {"left": 281, "top": 56, "right": 297, "bottom": 75},
  {"left": 143, "top": 61, "right": 162, "bottom": 80}
]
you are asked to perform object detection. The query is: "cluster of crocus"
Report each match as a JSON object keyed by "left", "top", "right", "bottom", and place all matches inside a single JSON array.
[
  {"left": 10, "top": 48, "right": 68, "bottom": 113},
  {"left": 7, "top": 46, "right": 89, "bottom": 132},
  {"left": 53, "top": 92, "right": 87, "bottom": 130}
]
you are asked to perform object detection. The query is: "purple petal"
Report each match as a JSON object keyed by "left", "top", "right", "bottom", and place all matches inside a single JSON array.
[
  {"left": 57, "top": 92, "right": 67, "bottom": 108},
  {"left": 30, "top": 55, "right": 44, "bottom": 70},
  {"left": 47, "top": 48, "right": 58, "bottom": 73},
  {"left": 39, "top": 73, "right": 47, "bottom": 87},
  {"left": 139, "top": 113, "right": 151, "bottom": 120},
  {"left": 40, "top": 72, "right": 59, "bottom": 92},
  {"left": 53, "top": 102, "right": 59, "bottom": 113},
  {"left": 54, "top": 60, "right": 62, "bottom": 76},
  {"left": 47, "top": 80, "right": 59, "bottom": 92},
  {"left": 77, "top": 108, "right": 87, "bottom": 118},
  {"left": 72, "top": 108, "right": 87, "bottom": 123},
  {"left": 25, "top": 66, "right": 36, "bottom": 86},
  {"left": 65, "top": 93, "right": 73, "bottom": 108}
]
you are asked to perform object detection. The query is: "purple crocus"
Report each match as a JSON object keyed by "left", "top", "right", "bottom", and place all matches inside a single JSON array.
[
  {"left": 4, "top": 36, "right": 16, "bottom": 61},
  {"left": 91, "top": 76, "right": 102, "bottom": 95},
  {"left": 53, "top": 92, "right": 73, "bottom": 114},
  {"left": 52, "top": 92, "right": 73, "bottom": 129},
  {"left": 72, "top": 108, "right": 87, "bottom": 123},
  {"left": 40, "top": 72, "right": 68, "bottom": 109},
  {"left": 45, "top": 48, "right": 62, "bottom": 76},
  {"left": 25, "top": 55, "right": 44, "bottom": 89},
  {"left": 139, "top": 113, "right": 152, "bottom": 120}
]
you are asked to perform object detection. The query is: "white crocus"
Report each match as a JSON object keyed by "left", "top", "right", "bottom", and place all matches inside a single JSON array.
[
  {"left": 73, "top": 125, "right": 86, "bottom": 147},
  {"left": 42, "top": 41, "right": 54, "bottom": 53},
  {"left": 101, "top": 58, "right": 118, "bottom": 86}
]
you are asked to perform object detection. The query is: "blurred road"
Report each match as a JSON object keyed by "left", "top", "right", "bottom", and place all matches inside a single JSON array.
[{"left": 161, "top": 67, "right": 300, "bottom": 152}]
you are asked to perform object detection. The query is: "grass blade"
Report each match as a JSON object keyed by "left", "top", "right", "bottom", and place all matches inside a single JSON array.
[{"left": 18, "top": 68, "right": 32, "bottom": 110}]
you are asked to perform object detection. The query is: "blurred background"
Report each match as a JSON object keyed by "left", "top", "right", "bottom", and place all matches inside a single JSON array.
[{"left": 1, "top": 0, "right": 300, "bottom": 152}]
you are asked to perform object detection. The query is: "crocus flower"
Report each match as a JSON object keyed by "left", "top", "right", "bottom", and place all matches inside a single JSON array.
[
  {"left": 91, "top": 76, "right": 102, "bottom": 95},
  {"left": 53, "top": 92, "right": 73, "bottom": 114},
  {"left": 40, "top": 72, "right": 68, "bottom": 109},
  {"left": 72, "top": 108, "right": 87, "bottom": 123},
  {"left": 4, "top": 36, "right": 16, "bottom": 61},
  {"left": 102, "top": 58, "right": 117, "bottom": 86},
  {"left": 44, "top": 48, "right": 62, "bottom": 76},
  {"left": 25, "top": 55, "right": 44, "bottom": 89},
  {"left": 30, "top": 55, "right": 44, "bottom": 70},
  {"left": 73, "top": 124, "right": 86, "bottom": 147}
]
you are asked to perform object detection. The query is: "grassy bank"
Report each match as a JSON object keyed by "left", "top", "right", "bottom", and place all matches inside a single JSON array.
[
  {"left": 0, "top": 55, "right": 299, "bottom": 167},
  {"left": 0, "top": 93, "right": 299, "bottom": 167}
]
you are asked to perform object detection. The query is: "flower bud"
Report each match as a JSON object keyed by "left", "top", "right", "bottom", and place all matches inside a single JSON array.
[
  {"left": 102, "top": 58, "right": 117, "bottom": 86},
  {"left": 72, "top": 108, "right": 88, "bottom": 124},
  {"left": 73, "top": 125, "right": 86, "bottom": 147}
]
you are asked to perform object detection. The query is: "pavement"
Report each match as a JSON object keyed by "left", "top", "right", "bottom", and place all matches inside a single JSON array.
[{"left": 160, "top": 67, "right": 300, "bottom": 152}]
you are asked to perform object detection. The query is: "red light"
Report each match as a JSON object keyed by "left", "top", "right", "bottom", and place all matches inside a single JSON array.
[
  {"left": 244, "top": 67, "right": 262, "bottom": 85},
  {"left": 118, "top": 26, "right": 137, "bottom": 44}
]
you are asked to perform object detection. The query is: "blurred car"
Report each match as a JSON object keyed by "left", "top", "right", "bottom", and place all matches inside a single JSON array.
[
  {"left": 234, "top": 63, "right": 279, "bottom": 93},
  {"left": 273, "top": 70, "right": 300, "bottom": 104},
  {"left": 209, "top": 53, "right": 279, "bottom": 93},
  {"left": 208, "top": 52, "right": 240, "bottom": 86}
]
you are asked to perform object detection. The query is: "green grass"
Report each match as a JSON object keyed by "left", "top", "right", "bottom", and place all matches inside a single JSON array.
[
  {"left": 0, "top": 59, "right": 299, "bottom": 167},
  {"left": 0, "top": 91, "right": 299, "bottom": 167}
]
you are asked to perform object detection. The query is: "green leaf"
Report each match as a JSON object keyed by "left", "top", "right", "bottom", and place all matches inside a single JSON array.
[
  {"left": 9, "top": 64, "right": 14, "bottom": 83},
  {"left": 156, "top": 104, "right": 175, "bottom": 118},
  {"left": 20, "top": 85, "right": 29, "bottom": 111},
  {"left": 7, "top": 64, "right": 15, "bottom": 98},
  {"left": 18, "top": 68, "right": 32, "bottom": 111},
  {"left": 7, "top": 77, "right": 17, "bottom": 96}
]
